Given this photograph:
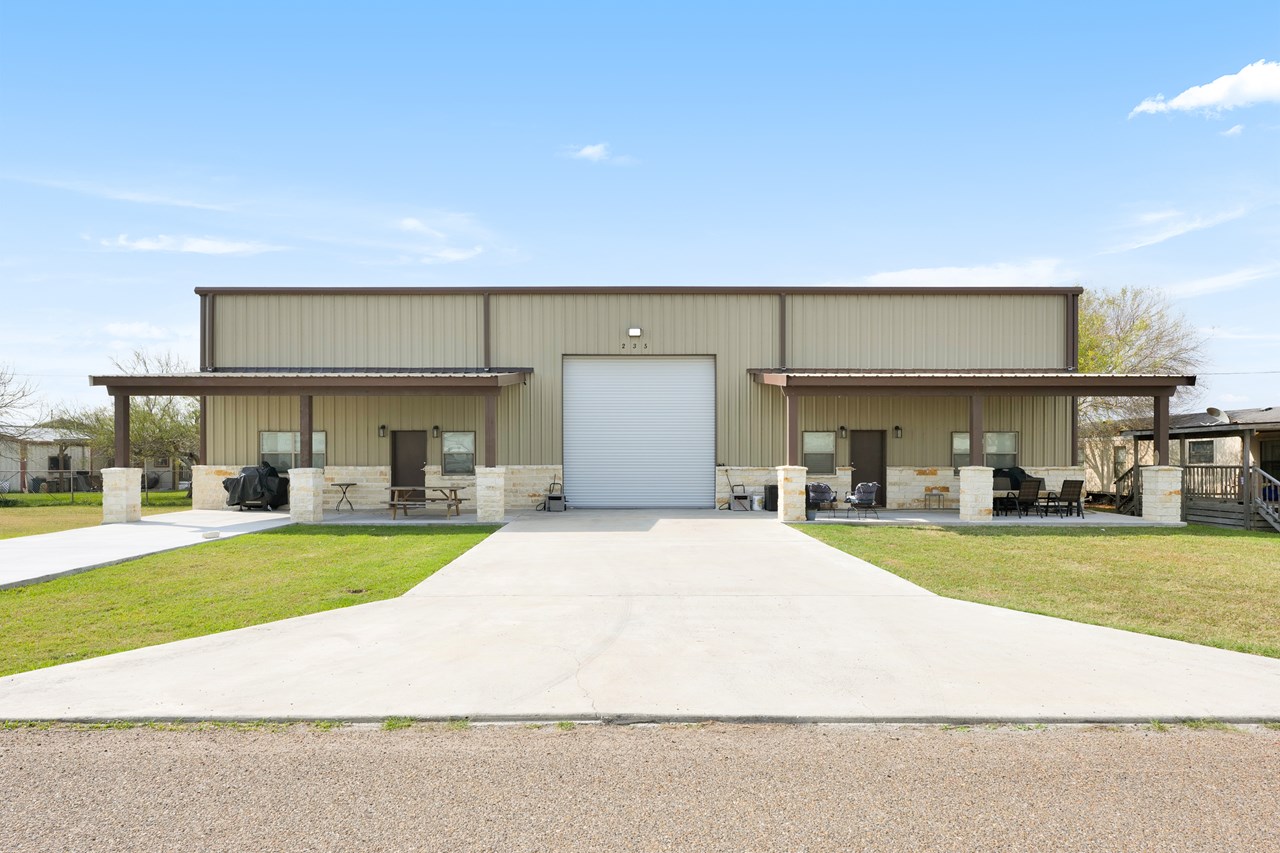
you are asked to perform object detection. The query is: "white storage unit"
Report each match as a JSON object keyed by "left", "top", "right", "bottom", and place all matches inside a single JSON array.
[{"left": 563, "top": 356, "right": 716, "bottom": 508}]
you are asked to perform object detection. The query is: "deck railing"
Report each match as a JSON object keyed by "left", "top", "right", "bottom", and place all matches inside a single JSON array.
[{"left": 1182, "top": 465, "right": 1244, "bottom": 500}]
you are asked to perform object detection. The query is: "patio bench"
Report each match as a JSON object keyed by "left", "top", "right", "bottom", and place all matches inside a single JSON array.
[{"left": 387, "top": 495, "right": 468, "bottom": 519}]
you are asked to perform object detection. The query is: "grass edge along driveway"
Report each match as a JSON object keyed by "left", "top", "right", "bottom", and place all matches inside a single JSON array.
[
  {"left": 0, "top": 525, "right": 497, "bottom": 677},
  {"left": 800, "top": 524, "right": 1280, "bottom": 659}
]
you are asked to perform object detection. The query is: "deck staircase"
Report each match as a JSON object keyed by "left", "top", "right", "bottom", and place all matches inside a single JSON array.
[
  {"left": 1253, "top": 467, "right": 1280, "bottom": 533},
  {"left": 1114, "top": 466, "right": 1140, "bottom": 516}
]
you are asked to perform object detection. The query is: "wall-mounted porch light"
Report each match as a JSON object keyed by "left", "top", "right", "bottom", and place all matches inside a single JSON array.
[
  {"left": 627, "top": 327, "right": 643, "bottom": 337},
  {"left": 893, "top": 425, "right": 903, "bottom": 439},
  {"left": 432, "top": 425, "right": 440, "bottom": 439},
  {"left": 378, "top": 424, "right": 387, "bottom": 438},
  {"left": 838, "top": 425, "right": 847, "bottom": 439}
]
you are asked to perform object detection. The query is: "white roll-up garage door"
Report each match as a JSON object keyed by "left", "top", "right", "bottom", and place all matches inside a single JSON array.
[{"left": 563, "top": 357, "right": 715, "bottom": 508}]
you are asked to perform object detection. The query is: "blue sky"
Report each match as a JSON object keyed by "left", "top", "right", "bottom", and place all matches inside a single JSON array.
[{"left": 1, "top": 1, "right": 1277, "bottom": 413}]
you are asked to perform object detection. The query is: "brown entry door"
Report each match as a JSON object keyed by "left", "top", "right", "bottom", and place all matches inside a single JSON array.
[
  {"left": 391, "top": 431, "right": 428, "bottom": 500},
  {"left": 849, "top": 430, "right": 887, "bottom": 506}
]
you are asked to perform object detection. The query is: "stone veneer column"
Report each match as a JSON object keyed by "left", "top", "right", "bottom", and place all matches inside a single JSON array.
[
  {"left": 776, "top": 465, "right": 808, "bottom": 522},
  {"left": 958, "top": 466, "right": 994, "bottom": 523},
  {"left": 1141, "top": 465, "right": 1184, "bottom": 524},
  {"left": 102, "top": 467, "right": 142, "bottom": 524},
  {"left": 475, "top": 467, "right": 506, "bottom": 523},
  {"left": 191, "top": 465, "right": 241, "bottom": 510},
  {"left": 288, "top": 468, "right": 325, "bottom": 524}
]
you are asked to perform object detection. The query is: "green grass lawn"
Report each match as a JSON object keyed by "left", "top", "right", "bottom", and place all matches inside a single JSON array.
[
  {"left": 0, "top": 525, "right": 497, "bottom": 677},
  {"left": 0, "top": 491, "right": 192, "bottom": 539},
  {"left": 800, "top": 525, "right": 1280, "bottom": 659}
]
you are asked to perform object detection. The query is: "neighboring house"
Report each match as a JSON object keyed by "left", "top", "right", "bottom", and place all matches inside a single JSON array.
[
  {"left": 0, "top": 426, "right": 101, "bottom": 493},
  {"left": 87, "top": 286, "right": 1195, "bottom": 513},
  {"left": 1114, "top": 406, "right": 1280, "bottom": 531},
  {"left": 1083, "top": 412, "right": 1244, "bottom": 498}
]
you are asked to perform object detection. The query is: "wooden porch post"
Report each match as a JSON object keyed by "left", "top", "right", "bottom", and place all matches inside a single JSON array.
[
  {"left": 785, "top": 392, "right": 799, "bottom": 466},
  {"left": 1243, "top": 428, "right": 1255, "bottom": 530},
  {"left": 969, "top": 394, "right": 984, "bottom": 467},
  {"left": 1153, "top": 395, "right": 1170, "bottom": 466},
  {"left": 198, "top": 396, "right": 207, "bottom": 465},
  {"left": 114, "top": 394, "right": 130, "bottom": 468},
  {"left": 299, "top": 395, "right": 313, "bottom": 467},
  {"left": 484, "top": 393, "right": 497, "bottom": 468}
]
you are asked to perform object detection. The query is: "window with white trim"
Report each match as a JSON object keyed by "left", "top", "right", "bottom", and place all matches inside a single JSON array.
[
  {"left": 442, "top": 431, "right": 475, "bottom": 475},
  {"left": 259, "top": 431, "right": 327, "bottom": 472},
  {"left": 951, "top": 432, "right": 1018, "bottom": 468},
  {"left": 802, "top": 431, "right": 836, "bottom": 474}
]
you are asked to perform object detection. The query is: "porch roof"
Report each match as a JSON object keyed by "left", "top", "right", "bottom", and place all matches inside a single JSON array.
[
  {"left": 89, "top": 368, "right": 534, "bottom": 397},
  {"left": 1123, "top": 405, "right": 1280, "bottom": 440},
  {"left": 748, "top": 369, "right": 1196, "bottom": 397}
]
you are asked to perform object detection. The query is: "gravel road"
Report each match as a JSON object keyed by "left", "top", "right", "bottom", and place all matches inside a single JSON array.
[{"left": 2, "top": 723, "right": 1276, "bottom": 852}]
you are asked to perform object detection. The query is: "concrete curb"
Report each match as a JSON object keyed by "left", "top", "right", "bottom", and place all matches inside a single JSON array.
[{"left": 6, "top": 713, "right": 1279, "bottom": 726}]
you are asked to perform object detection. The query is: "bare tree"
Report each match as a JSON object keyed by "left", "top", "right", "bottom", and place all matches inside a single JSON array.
[{"left": 0, "top": 364, "right": 39, "bottom": 429}]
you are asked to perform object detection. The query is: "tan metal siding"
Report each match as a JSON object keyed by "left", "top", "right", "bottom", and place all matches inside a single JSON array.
[
  {"left": 799, "top": 395, "right": 1071, "bottom": 467},
  {"left": 488, "top": 293, "right": 782, "bottom": 466},
  {"left": 786, "top": 294, "right": 1066, "bottom": 369},
  {"left": 206, "top": 290, "right": 1073, "bottom": 468},
  {"left": 207, "top": 396, "right": 484, "bottom": 467},
  {"left": 211, "top": 293, "right": 483, "bottom": 368}
]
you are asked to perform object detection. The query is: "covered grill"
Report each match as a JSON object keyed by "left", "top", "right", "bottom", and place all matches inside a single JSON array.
[{"left": 223, "top": 462, "right": 289, "bottom": 510}]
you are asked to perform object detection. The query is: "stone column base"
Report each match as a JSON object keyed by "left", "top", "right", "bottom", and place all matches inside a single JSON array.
[
  {"left": 958, "top": 466, "right": 994, "bottom": 523},
  {"left": 192, "top": 465, "right": 242, "bottom": 510},
  {"left": 475, "top": 467, "right": 506, "bottom": 523},
  {"left": 1141, "top": 465, "right": 1184, "bottom": 524},
  {"left": 776, "top": 465, "right": 808, "bottom": 522},
  {"left": 102, "top": 467, "right": 142, "bottom": 524},
  {"left": 288, "top": 468, "right": 325, "bottom": 524}
]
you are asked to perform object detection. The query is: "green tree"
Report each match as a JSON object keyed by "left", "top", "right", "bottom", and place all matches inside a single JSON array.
[
  {"left": 49, "top": 351, "right": 199, "bottom": 487},
  {"left": 1076, "top": 287, "right": 1205, "bottom": 486},
  {"left": 1077, "top": 286, "right": 1204, "bottom": 427}
]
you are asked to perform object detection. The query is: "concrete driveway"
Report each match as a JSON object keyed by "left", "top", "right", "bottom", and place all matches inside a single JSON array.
[
  {"left": 0, "top": 509, "right": 294, "bottom": 589},
  {"left": 1, "top": 510, "right": 1278, "bottom": 721}
]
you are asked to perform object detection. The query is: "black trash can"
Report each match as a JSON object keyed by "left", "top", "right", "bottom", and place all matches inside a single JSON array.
[{"left": 763, "top": 484, "right": 779, "bottom": 512}]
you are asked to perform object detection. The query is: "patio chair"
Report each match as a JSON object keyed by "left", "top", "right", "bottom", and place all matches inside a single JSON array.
[
  {"left": 1013, "top": 477, "right": 1045, "bottom": 518},
  {"left": 844, "top": 481, "right": 880, "bottom": 519},
  {"left": 992, "top": 476, "right": 1016, "bottom": 516},
  {"left": 1045, "top": 479, "right": 1084, "bottom": 518},
  {"left": 806, "top": 482, "right": 838, "bottom": 518}
]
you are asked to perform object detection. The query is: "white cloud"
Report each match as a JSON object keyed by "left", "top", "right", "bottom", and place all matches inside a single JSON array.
[
  {"left": 98, "top": 234, "right": 285, "bottom": 255},
  {"left": 103, "top": 322, "right": 172, "bottom": 340},
  {"left": 1104, "top": 207, "right": 1246, "bottom": 253},
  {"left": 1130, "top": 59, "right": 1280, "bottom": 117},
  {"left": 572, "top": 143, "right": 611, "bottom": 162},
  {"left": 566, "top": 142, "right": 638, "bottom": 165},
  {"left": 420, "top": 246, "right": 483, "bottom": 264},
  {"left": 397, "top": 217, "right": 448, "bottom": 239},
  {"left": 10, "top": 177, "right": 233, "bottom": 211},
  {"left": 1164, "top": 264, "right": 1280, "bottom": 299},
  {"left": 856, "top": 258, "right": 1070, "bottom": 288},
  {"left": 391, "top": 212, "right": 489, "bottom": 264},
  {"left": 1221, "top": 124, "right": 1245, "bottom": 137}
]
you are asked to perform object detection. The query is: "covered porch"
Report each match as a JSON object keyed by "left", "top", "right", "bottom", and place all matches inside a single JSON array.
[
  {"left": 88, "top": 368, "right": 533, "bottom": 525},
  {"left": 749, "top": 369, "right": 1196, "bottom": 524}
]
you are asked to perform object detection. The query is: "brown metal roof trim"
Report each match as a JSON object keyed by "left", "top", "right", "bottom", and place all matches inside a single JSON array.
[
  {"left": 749, "top": 369, "right": 1196, "bottom": 396},
  {"left": 89, "top": 369, "right": 533, "bottom": 397},
  {"left": 193, "top": 285, "right": 1085, "bottom": 297}
]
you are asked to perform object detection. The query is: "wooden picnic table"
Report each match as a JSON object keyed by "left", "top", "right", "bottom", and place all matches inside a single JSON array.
[{"left": 386, "top": 484, "right": 467, "bottom": 519}]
